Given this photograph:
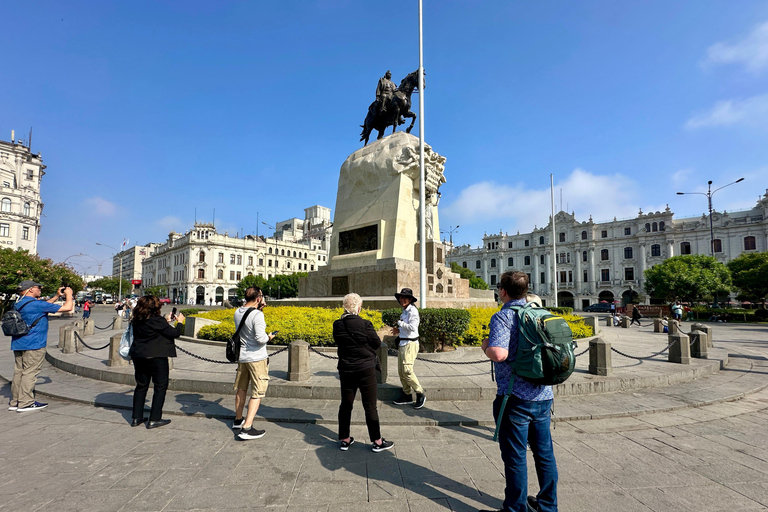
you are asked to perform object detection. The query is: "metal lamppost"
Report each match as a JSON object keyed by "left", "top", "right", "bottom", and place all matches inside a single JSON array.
[
  {"left": 262, "top": 222, "right": 277, "bottom": 277},
  {"left": 676, "top": 178, "right": 745, "bottom": 255},
  {"left": 441, "top": 225, "right": 459, "bottom": 246},
  {"left": 96, "top": 242, "right": 123, "bottom": 301}
]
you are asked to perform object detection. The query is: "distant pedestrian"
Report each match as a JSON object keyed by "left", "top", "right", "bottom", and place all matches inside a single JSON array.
[
  {"left": 232, "top": 287, "right": 273, "bottom": 440},
  {"left": 129, "top": 295, "right": 184, "bottom": 429},
  {"left": 82, "top": 300, "right": 91, "bottom": 319},
  {"left": 672, "top": 301, "right": 683, "bottom": 321},
  {"left": 392, "top": 288, "right": 425, "bottom": 409},
  {"left": 209, "top": 297, "right": 213, "bottom": 306},
  {"left": 334, "top": 293, "right": 393, "bottom": 453},
  {"left": 481, "top": 271, "right": 558, "bottom": 512},
  {"left": 630, "top": 306, "right": 643, "bottom": 327},
  {"left": 10, "top": 281, "right": 74, "bottom": 412}
]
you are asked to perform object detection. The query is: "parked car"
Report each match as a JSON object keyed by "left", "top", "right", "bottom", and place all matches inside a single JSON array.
[
  {"left": 584, "top": 303, "right": 613, "bottom": 313},
  {"left": 158, "top": 297, "right": 171, "bottom": 304}
]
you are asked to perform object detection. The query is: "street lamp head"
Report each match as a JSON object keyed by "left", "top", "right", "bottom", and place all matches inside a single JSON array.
[
  {"left": 735, "top": 177, "right": 745, "bottom": 183},
  {"left": 708, "top": 180, "right": 713, "bottom": 185},
  {"left": 676, "top": 192, "right": 684, "bottom": 195}
]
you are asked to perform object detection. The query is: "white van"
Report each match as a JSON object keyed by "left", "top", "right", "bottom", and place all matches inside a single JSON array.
[{"left": 103, "top": 294, "right": 114, "bottom": 304}]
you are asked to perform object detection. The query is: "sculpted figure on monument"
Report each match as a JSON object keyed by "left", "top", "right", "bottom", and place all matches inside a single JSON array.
[{"left": 360, "top": 69, "right": 423, "bottom": 146}]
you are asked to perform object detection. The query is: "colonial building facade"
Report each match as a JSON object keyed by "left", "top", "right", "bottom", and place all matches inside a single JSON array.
[
  {"left": 141, "top": 221, "right": 328, "bottom": 305},
  {"left": 447, "top": 191, "right": 768, "bottom": 310},
  {"left": 0, "top": 133, "right": 45, "bottom": 254},
  {"left": 112, "top": 244, "right": 160, "bottom": 296}
]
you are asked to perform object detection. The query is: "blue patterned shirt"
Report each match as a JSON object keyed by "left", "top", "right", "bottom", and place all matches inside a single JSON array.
[{"left": 488, "top": 298, "right": 554, "bottom": 401}]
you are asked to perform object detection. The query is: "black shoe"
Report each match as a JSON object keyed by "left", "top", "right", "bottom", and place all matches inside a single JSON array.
[
  {"left": 130, "top": 417, "right": 147, "bottom": 427},
  {"left": 340, "top": 437, "right": 355, "bottom": 451},
  {"left": 146, "top": 419, "right": 171, "bottom": 429},
  {"left": 393, "top": 392, "right": 414, "bottom": 405},
  {"left": 238, "top": 426, "right": 266, "bottom": 440},
  {"left": 371, "top": 438, "right": 394, "bottom": 453},
  {"left": 414, "top": 393, "right": 426, "bottom": 409},
  {"left": 527, "top": 495, "right": 540, "bottom": 512}
]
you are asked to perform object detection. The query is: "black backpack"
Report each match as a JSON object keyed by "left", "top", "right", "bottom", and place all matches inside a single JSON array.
[
  {"left": 226, "top": 307, "right": 256, "bottom": 363},
  {"left": 2, "top": 301, "right": 44, "bottom": 337}
]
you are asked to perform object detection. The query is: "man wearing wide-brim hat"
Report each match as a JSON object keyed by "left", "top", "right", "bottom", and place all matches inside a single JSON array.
[
  {"left": 9, "top": 280, "right": 73, "bottom": 412},
  {"left": 391, "top": 288, "right": 426, "bottom": 409}
]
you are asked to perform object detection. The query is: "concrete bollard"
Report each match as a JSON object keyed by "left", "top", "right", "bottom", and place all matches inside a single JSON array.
[
  {"left": 605, "top": 316, "right": 612, "bottom": 327},
  {"left": 113, "top": 316, "right": 123, "bottom": 330},
  {"left": 668, "top": 332, "right": 691, "bottom": 364},
  {"left": 60, "top": 326, "right": 76, "bottom": 354},
  {"left": 288, "top": 339, "right": 310, "bottom": 381},
  {"left": 653, "top": 318, "right": 662, "bottom": 333},
  {"left": 669, "top": 319, "right": 680, "bottom": 335},
  {"left": 59, "top": 324, "right": 69, "bottom": 348},
  {"left": 108, "top": 333, "right": 130, "bottom": 367},
  {"left": 691, "top": 323, "right": 713, "bottom": 347},
  {"left": 184, "top": 317, "right": 220, "bottom": 338},
  {"left": 376, "top": 341, "right": 388, "bottom": 384},
  {"left": 689, "top": 330, "right": 709, "bottom": 359},
  {"left": 72, "top": 320, "right": 83, "bottom": 334},
  {"left": 84, "top": 319, "right": 95, "bottom": 336},
  {"left": 588, "top": 337, "right": 612, "bottom": 376},
  {"left": 583, "top": 316, "right": 598, "bottom": 335},
  {"left": 621, "top": 316, "right": 631, "bottom": 328}
]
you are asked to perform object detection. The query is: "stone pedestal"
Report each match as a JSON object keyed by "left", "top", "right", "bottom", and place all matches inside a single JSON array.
[
  {"left": 108, "top": 333, "right": 130, "bottom": 367},
  {"left": 113, "top": 316, "right": 123, "bottom": 330},
  {"left": 691, "top": 323, "right": 713, "bottom": 347},
  {"left": 184, "top": 317, "right": 220, "bottom": 338},
  {"left": 288, "top": 340, "right": 310, "bottom": 381},
  {"left": 84, "top": 319, "right": 94, "bottom": 336},
  {"left": 689, "top": 330, "right": 708, "bottom": 359},
  {"left": 668, "top": 332, "right": 690, "bottom": 364},
  {"left": 653, "top": 318, "right": 662, "bottom": 333},
  {"left": 605, "top": 316, "right": 613, "bottom": 327},
  {"left": 588, "top": 338, "right": 612, "bottom": 376},
  {"left": 620, "top": 316, "right": 630, "bottom": 328},
  {"left": 583, "top": 316, "right": 597, "bottom": 335},
  {"left": 377, "top": 341, "right": 388, "bottom": 384},
  {"left": 60, "top": 326, "right": 76, "bottom": 354},
  {"left": 669, "top": 319, "right": 680, "bottom": 335}
]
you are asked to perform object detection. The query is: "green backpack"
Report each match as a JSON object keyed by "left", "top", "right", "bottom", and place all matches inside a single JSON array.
[{"left": 493, "top": 302, "right": 577, "bottom": 441}]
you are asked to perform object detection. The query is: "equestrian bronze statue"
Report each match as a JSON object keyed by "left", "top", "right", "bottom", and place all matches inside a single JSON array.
[{"left": 360, "top": 69, "right": 423, "bottom": 146}]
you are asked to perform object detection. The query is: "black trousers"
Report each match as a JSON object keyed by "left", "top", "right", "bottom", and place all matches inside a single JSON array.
[
  {"left": 338, "top": 367, "right": 381, "bottom": 442},
  {"left": 132, "top": 357, "right": 170, "bottom": 421}
]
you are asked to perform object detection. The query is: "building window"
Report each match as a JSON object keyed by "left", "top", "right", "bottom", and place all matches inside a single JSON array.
[
  {"left": 230, "top": 254, "right": 235, "bottom": 264},
  {"left": 583, "top": 270, "right": 588, "bottom": 282},
  {"left": 601, "top": 249, "right": 609, "bottom": 261},
  {"left": 0, "top": 223, "right": 9, "bottom": 237},
  {"left": 526, "top": 273, "right": 532, "bottom": 285},
  {"left": 540, "top": 254, "right": 545, "bottom": 265},
  {"left": 287, "top": 261, "right": 291, "bottom": 269},
  {"left": 645, "top": 223, "right": 651, "bottom": 232},
  {"left": 744, "top": 236, "right": 756, "bottom": 251},
  {"left": 490, "top": 258, "right": 496, "bottom": 268},
  {"left": 659, "top": 221, "right": 665, "bottom": 231},
  {"left": 237, "top": 255, "right": 242, "bottom": 265},
  {"left": 217, "top": 269, "right": 224, "bottom": 279},
  {"left": 197, "top": 269, "right": 205, "bottom": 279},
  {"left": 525, "top": 240, "right": 530, "bottom": 247},
  {"left": 462, "top": 261, "right": 467, "bottom": 268},
  {"left": 651, "top": 244, "right": 661, "bottom": 257},
  {"left": 281, "top": 249, "right": 285, "bottom": 256},
  {"left": 524, "top": 256, "right": 531, "bottom": 266},
  {"left": 23, "top": 203, "right": 30, "bottom": 216},
  {"left": 581, "top": 230, "right": 587, "bottom": 240},
  {"left": 269, "top": 247, "right": 273, "bottom": 254},
  {"left": 540, "top": 272, "right": 545, "bottom": 284},
  {"left": 476, "top": 260, "right": 481, "bottom": 269},
  {"left": 508, "top": 242, "right": 513, "bottom": 249},
  {"left": 26, "top": 169, "right": 33, "bottom": 180},
  {"left": 568, "top": 270, "right": 573, "bottom": 282},
  {"left": 539, "top": 236, "right": 544, "bottom": 245},
  {"left": 236, "top": 271, "right": 241, "bottom": 280},
  {"left": 22, "top": 227, "right": 29, "bottom": 240},
  {"left": 601, "top": 269, "right": 610, "bottom": 281},
  {"left": 268, "top": 260, "right": 272, "bottom": 267},
  {"left": 601, "top": 230, "right": 607, "bottom": 238},
  {"left": 559, "top": 271, "right": 566, "bottom": 283},
  {"left": 0, "top": 198, "right": 10, "bottom": 212},
  {"left": 507, "top": 257, "right": 513, "bottom": 267},
  {"left": 229, "top": 271, "right": 234, "bottom": 280},
  {"left": 680, "top": 242, "right": 691, "bottom": 255},
  {"left": 652, "top": 222, "right": 658, "bottom": 232},
  {"left": 582, "top": 250, "right": 587, "bottom": 262},
  {"left": 217, "top": 253, "right": 223, "bottom": 263},
  {"left": 559, "top": 233, "right": 565, "bottom": 243},
  {"left": 258, "top": 258, "right": 263, "bottom": 266},
  {"left": 490, "top": 275, "right": 497, "bottom": 285},
  {"left": 311, "top": 265, "right": 314, "bottom": 271},
  {"left": 248, "top": 256, "right": 253, "bottom": 265},
  {"left": 199, "top": 251, "right": 206, "bottom": 263},
  {"left": 625, "top": 267, "right": 634, "bottom": 280},
  {"left": 713, "top": 239, "right": 722, "bottom": 253},
  {"left": 624, "top": 247, "right": 633, "bottom": 259},
  {"left": 624, "top": 227, "right": 631, "bottom": 236}
]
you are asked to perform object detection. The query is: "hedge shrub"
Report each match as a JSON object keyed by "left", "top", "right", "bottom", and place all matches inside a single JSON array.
[
  {"left": 547, "top": 307, "right": 573, "bottom": 315},
  {"left": 380, "top": 307, "right": 471, "bottom": 351},
  {"left": 194, "top": 307, "right": 384, "bottom": 345},
  {"left": 755, "top": 309, "right": 768, "bottom": 321},
  {"left": 180, "top": 308, "right": 202, "bottom": 317}
]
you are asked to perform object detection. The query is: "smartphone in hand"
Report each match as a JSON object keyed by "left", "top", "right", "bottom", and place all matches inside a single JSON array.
[
  {"left": 270, "top": 331, "right": 278, "bottom": 336},
  {"left": 171, "top": 307, "right": 177, "bottom": 320}
]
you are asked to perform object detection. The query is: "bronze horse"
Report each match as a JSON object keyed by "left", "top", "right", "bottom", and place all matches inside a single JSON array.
[{"left": 360, "top": 70, "right": 423, "bottom": 146}]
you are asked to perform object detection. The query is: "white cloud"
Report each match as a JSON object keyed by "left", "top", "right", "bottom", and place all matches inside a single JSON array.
[
  {"left": 704, "top": 21, "right": 768, "bottom": 73},
  {"left": 684, "top": 93, "right": 768, "bottom": 129},
  {"left": 441, "top": 168, "right": 640, "bottom": 234},
  {"left": 156, "top": 216, "right": 183, "bottom": 231},
  {"left": 670, "top": 169, "right": 693, "bottom": 188},
  {"left": 82, "top": 197, "right": 117, "bottom": 216}
]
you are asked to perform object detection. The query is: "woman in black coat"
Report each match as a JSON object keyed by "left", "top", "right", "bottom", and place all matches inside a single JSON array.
[
  {"left": 333, "top": 293, "right": 394, "bottom": 453},
  {"left": 129, "top": 295, "right": 185, "bottom": 429}
]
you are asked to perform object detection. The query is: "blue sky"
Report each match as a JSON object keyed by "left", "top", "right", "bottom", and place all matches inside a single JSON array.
[{"left": 3, "top": 1, "right": 767, "bottom": 273}]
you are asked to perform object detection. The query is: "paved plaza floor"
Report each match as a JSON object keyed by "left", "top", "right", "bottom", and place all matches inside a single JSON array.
[{"left": 1, "top": 306, "right": 767, "bottom": 511}]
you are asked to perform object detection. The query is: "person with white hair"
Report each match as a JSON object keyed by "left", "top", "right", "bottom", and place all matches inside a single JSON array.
[{"left": 333, "top": 293, "right": 394, "bottom": 453}]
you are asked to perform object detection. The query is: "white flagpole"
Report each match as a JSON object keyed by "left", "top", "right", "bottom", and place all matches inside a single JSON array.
[
  {"left": 551, "top": 174, "right": 558, "bottom": 307},
  {"left": 418, "top": 0, "right": 427, "bottom": 307}
]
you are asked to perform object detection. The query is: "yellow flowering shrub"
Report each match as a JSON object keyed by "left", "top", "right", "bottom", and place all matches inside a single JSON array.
[
  {"left": 193, "top": 307, "right": 383, "bottom": 345},
  {"left": 458, "top": 306, "right": 500, "bottom": 346}
]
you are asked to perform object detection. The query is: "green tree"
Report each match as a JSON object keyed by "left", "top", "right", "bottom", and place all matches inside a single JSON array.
[
  {"left": 450, "top": 262, "right": 489, "bottom": 290},
  {"left": 0, "top": 248, "right": 85, "bottom": 313},
  {"left": 265, "top": 272, "right": 308, "bottom": 299},
  {"left": 236, "top": 274, "right": 267, "bottom": 299},
  {"left": 728, "top": 251, "right": 768, "bottom": 307},
  {"left": 644, "top": 255, "right": 731, "bottom": 303},
  {"left": 88, "top": 276, "right": 132, "bottom": 297},
  {"left": 142, "top": 285, "right": 168, "bottom": 297}
]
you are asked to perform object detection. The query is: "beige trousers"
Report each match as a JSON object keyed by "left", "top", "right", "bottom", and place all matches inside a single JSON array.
[
  {"left": 398, "top": 342, "right": 423, "bottom": 394},
  {"left": 12, "top": 347, "right": 46, "bottom": 408}
]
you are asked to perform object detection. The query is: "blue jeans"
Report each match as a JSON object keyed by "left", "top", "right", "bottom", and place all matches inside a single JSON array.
[{"left": 493, "top": 395, "right": 558, "bottom": 512}]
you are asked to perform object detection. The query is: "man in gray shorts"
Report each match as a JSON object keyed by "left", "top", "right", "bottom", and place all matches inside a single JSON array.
[{"left": 232, "top": 286, "right": 274, "bottom": 440}]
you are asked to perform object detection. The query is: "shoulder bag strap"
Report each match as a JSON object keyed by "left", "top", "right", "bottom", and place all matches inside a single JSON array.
[
  {"left": 493, "top": 304, "right": 522, "bottom": 442},
  {"left": 341, "top": 316, "right": 377, "bottom": 356},
  {"left": 16, "top": 299, "right": 46, "bottom": 331},
  {"left": 234, "top": 307, "right": 256, "bottom": 337}
]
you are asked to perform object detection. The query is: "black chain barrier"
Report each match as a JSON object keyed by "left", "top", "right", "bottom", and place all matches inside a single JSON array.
[
  {"left": 308, "top": 346, "right": 339, "bottom": 360},
  {"left": 93, "top": 318, "right": 116, "bottom": 331},
  {"left": 174, "top": 344, "right": 290, "bottom": 364},
  {"left": 73, "top": 331, "right": 110, "bottom": 351},
  {"left": 609, "top": 339, "right": 677, "bottom": 360},
  {"left": 574, "top": 346, "right": 590, "bottom": 358}
]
